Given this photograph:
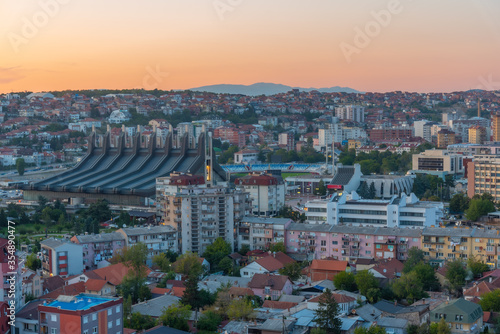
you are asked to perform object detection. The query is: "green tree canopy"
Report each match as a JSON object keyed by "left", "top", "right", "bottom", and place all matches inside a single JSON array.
[
  {"left": 197, "top": 310, "right": 222, "bottom": 332},
  {"left": 333, "top": 271, "right": 357, "bottom": 292},
  {"left": 124, "top": 312, "right": 157, "bottom": 331},
  {"left": 479, "top": 289, "right": 500, "bottom": 312},
  {"left": 278, "top": 261, "right": 303, "bottom": 281},
  {"left": 449, "top": 193, "right": 470, "bottom": 214},
  {"left": 26, "top": 253, "right": 41, "bottom": 271},
  {"left": 203, "top": 237, "right": 232, "bottom": 272},
  {"left": 158, "top": 303, "right": 191, "bottom": 332},
  {"left": 354, "top": 325, "right": 387, "bottom": 334},
  {"left": 16, "top": 158, "right": 25, "bottom": 176},
  {"left": 403, "top": 247, "right": 425, "bottom": 273},
  {"left": 314, "top": 288, "right": 342, "bottom": 334},
  {"left": 269, "top": 241, "right": 286, "bottom": 253},
  {"left": 445, "top": 259, "right": 467, "bottom": 293},
  {"left": 355, "top": 270, "right": 380, "bottom": 298},
  {"left": 466, "top": 198, "right": 495, "bottom": 221},
  {"left": 392, "top": 272, "right": 427, "bottom": 304},
  {"left": 467, "top": 256, "right": 490, "bottom": 279}
]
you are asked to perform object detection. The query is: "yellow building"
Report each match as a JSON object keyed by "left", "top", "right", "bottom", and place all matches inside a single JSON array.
[
  {"left": 348, "top": 139, "right": 362, "bottom": 150},
  {"left": 493, "top": 114, "right": 500, "bottom": 142},
  {"left": 437, "top": 129, "right": 456, "bottom": 148},
  {"left": 422, "top": 227, "right": 500, "bottom": 268},
  {"left": 468, "top": 126, "right": 487, "bottom": 144}
]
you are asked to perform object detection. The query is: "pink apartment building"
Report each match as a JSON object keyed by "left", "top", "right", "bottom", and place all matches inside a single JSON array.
[{"left": 71, "top": 232, "right": 125, "bottom": 270}]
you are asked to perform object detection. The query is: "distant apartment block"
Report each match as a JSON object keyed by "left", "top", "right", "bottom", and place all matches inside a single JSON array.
[
  {"left": 116, "top": 226, "right": 177, "bottom": 266},
  {"left": 368, "top": 127, "right": 413, "bottom": 142},
  {"left": 214, "top": 126, "right": 246, "bottom": 147},
  {"left": 467, "top": 155, "right": 500, "bottom": 201},
  {"left": 335, "top": 105, "right": 365, "bottom": 123},
  {"left": 237, "top": 217, "right": 292, "bottom": 251},
  {"left": 235, "top": 172, "right": 285, "bottom": 217},
  {"left": 41, "top": 238, "right": 83, "bottom": 277},
  {"left": 493, "top": 114, "right": 500, "bottom": 142},
  {"left": 234, "top": 149, "right": 259, "bottom": 164},
  {"left": 70, "top": 232, "right": 125, "bottom": 270},
  {"left": 38, "top": 294, "right": 123, "bottom": 334},
  {"left": 412, "top": 149, "right": 464, "bottom": 177},
  {"left": 278, "top": 132, "right": 295, "bottom": 151},
  {"left": 437, "top": 129, "right": 456, "bottom": 148},
  {"left": 469, "top": 125, "right": 487, "bottom": 144}
]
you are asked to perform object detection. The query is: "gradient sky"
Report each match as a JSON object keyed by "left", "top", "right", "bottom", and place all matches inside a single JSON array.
[{"left": 1, "top": 0, "right": 500, "bottom": 94}]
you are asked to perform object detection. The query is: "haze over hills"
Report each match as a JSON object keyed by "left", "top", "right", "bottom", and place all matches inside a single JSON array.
[{"left": 188, "top": 82, "right": 362, "bottom": 96}]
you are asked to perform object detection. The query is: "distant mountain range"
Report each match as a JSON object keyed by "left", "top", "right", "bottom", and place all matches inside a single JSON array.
[{"left": 188, "top": 82, "right": 362, "bottom": 96}]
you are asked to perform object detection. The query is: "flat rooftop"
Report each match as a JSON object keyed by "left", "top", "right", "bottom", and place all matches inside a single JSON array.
[{"left": 45, "top": 295, "right": 114, "bottom": 311}]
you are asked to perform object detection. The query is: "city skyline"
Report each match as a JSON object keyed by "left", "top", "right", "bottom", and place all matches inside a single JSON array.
[{"left": 1, "top": 0, "right": 500, "bottom": 94}]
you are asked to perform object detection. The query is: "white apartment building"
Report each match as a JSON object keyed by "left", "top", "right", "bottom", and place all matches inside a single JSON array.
[
  {"left": 117, "top": 226, "right": 177, "bottom": 266},
  {"left": 304, "top": 192, "right": 444, "bottom": 228},
  {"left": 413, "top": 120, "right": 433, "bottom": 142},
  {"left": 335, "top": 105, "right": 365, "bottom": 123},
  {"left": 235, "top": 172, "right": 285, "bottom": 217},
  {"left": 40, "top": 238, "right": 84, "bottom": 277},
  {"left": 412, "top": 149, "right": 464, "bottom": 177},
  {"left": 157, "top": 173, "right": 251, "bottom": 254}
]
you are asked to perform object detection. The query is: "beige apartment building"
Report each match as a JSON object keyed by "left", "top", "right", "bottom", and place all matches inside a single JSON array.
[{"left": 467, "top": 155, "right": 500, "bottom": 201}]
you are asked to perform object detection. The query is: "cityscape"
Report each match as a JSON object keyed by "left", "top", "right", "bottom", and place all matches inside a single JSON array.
[{"left": 2, "top": 1, "right": 500, "bottom": 334}]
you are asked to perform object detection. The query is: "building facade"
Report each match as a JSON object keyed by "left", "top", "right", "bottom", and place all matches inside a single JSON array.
[
  {"left": 412, "top": 149, "right": 464, "bottom": 177},
  {"left": 437, "top": 129, "right": 456, "bottom": 148},
  {"left": 467, "top": 155, "right": 500, "bottom": 201},
  {"left": 335, "top": 105, "right": 365, "bottom": 123},
  {"left": 235, "top": 172, "right": 285, "bottom": 217},
  {"left": 70, "top": 232, "right": 125, "bottom": 270},
  {"left": 468, "top": 126, "right": 487, "bottom": 144},
  {"left": 38, "top": 294, "right": 123, "bottom": 334},
  {"left": 237, "top": 217, "right": 292, "bottom": 251},
  {"left": 40, "top": 238, "right": 83, "bottom": 277}
]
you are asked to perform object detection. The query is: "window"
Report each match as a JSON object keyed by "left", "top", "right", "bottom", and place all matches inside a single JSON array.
[
  {"left": 264, "top": 286, "right": 271, "bottom": 294},
  {"left": 108, "top": 308, "right": 112, "bottom": 316},
  {"left": 108, "top": 321, "right": 112, "bottom": 329},
  {"left": 51, "top": 329, "right": 56, "bottom": 334},
  {"left": 51, "top": 315, "right": 57, "bottom": 321},
  {"left": 116, "top": 319, "right": 121, "bottom": 326},
  {"left": 243, "top": 272, "right": 248, "bottom": 276},
  {"left": 116, "top": 305, "right": 121, "bottom": 313},
  {"left": 93, "top": 327, "right": 97, "bottom": 333},
  {"left": 83, "top": 316, "right": 89, "bottom": 324},
  {"left": 84, "top": 331, "right": 89, "bottom": 334},
  {"left": 92, "top": 313, "right": 97, "bottom": 321}
]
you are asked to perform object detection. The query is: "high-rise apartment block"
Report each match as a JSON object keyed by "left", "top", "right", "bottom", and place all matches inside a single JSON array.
[
  {"left": 335, "top": 105, "right": 365, "bottom": 123},
  {"left": 469, "top": 125, "right": 487, "bottom": 144},
  {"left": 467, "top": 155, "right": 500, "bottom": 201},
  {"left": 157, "top": 173, "right": 251, "bottom": 254}
]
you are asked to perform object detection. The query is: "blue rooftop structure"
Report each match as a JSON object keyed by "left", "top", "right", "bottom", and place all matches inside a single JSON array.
[{"left": 45, "top": 294, "right": 114, "bottom": 311}]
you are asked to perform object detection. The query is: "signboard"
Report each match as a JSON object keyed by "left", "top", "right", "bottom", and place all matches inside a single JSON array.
[{"left": 327, "top": 185, "right": 342, "bottom": 189}]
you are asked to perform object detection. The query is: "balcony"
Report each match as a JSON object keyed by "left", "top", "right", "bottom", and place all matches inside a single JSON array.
[
  {"left": 174, "top": 218, "right": 182, "bottom": 223},
  {"left": 174, "top": 210, "right": 181, "bottom": 214}
]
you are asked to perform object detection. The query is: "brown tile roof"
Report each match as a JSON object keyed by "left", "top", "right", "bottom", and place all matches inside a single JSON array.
[
  {"left": 262, "top": 300, "right": 298, "bottom": 309},
  {"left": 172, "top": 286, "right": 186, "bottom": 297},
  {"left": 371, "top": 258, "right": 404, "bottom": 280},
  {"left": 248, "top": 273, "right": 291, "bottom": 290},
  {"left": 255, "top": 252, "right": 295, "bottom": 272},
  {"left": 85, "top": 279, "right": 110, "bottom": 292},
  {"left": 42, "top": 276, "right": 65, "bottom": 293},
  {"left": 310, "top": 259, "right": 348, "bottom": 272},
  {"left": 464, "top": 281, "right": 496, "bottom": 298},
  {"left": 151, "top": 287, "right": 170, "bottom": 295},
  {"left": 229, "top": 287, "right": 254, "bottom": 297},
  {"left": 309, "top": 292, "right": 356, "bottom": 304},
  {"left": 41, "top": 282, "right": 86, "bottom": 299},
  {"left": 86, "top": 263, "right": 151, "bottom": 286}
]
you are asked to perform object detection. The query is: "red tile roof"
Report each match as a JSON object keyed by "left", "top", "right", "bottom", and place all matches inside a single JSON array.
[
  {"left": 310, "top": 260, "right": 348, "bottom": 272},
  {"left": 248, "top": 273, "right": 291, "bottom": 290},
  {"left": 255, "top": 252, "right": 295, "bottom": 272},
  {"left": 309, "top": 292, "right": 356, "bottom": 304},
  {"left": 151, "top": 287, "right": 170, "bottom": 295},
  {"left": 172, "top": 286, "right": 186, "bottom": 297},
  {"left": 86, "top": 263, "right": 151, "bottom": 286},
  {"left": 229, "top": 287, "right": 254, "bottom": 297},
  {"left": 85, "top": 279, "right": 109, "bottom": 292},
  {"left": 41, "top": 282, "right": 86, "bottom": 299},
  {"left": 464, "top": 281, "right": 496, "bottom": 298},
  {"left": 262, "top": 300, "right": 298, "bottom": 309}
]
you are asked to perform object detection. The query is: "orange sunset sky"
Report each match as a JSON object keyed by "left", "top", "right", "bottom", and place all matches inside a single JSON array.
[{"left": 1, "top": 0, "right": 500, "bottom": 94}]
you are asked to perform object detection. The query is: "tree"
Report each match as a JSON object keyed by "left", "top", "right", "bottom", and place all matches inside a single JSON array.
[
  {"left": 466, "top": 198, "right": 495, "bottom": 221},
  {"left": 153, "top": 253, "right": 171, "bottom": 272},
  {"left": 269, "top": 241, "right": 286, "bottom": 253},
  {"left": 174, "top": 251, "right": 203, "bottom": 277},
  {"left": 16, "top": 158, "right": 25, "bottom": 176},
  {"left": 392, "top": 272, "right": 427, "bottom": 304},
  {"left": 227, "top": 298, "right": 255, "bottom": 321},
  {"left": 479, "top": 289, "right": 500, "bottom": 312},
  {"left": 355, "top": 270, "right": 379, "bottom": 298},
  {"left": 113, "top": 243, "right": 149, "bottom": 277},
  {"left": 436, "top": 317, "right": 451, "bottom": 334},
  {"left": 158, "top": 304, "right": 191, "bottom": 332},
  {"left": 278, "top": 262, "right": 303, "bottom": 281},
  {"left": 116, "top": 211, "right": 130, "bottom": 227},
  {"left": 314, "top": 288, "right": 342, "bottom": 334},
  {"left": 119, "top": 274, "right": 152, "bottom": 304},
  {"left": 238, "top": 244, "right": 250, "bottom": 256},
  {"left": 26, "top": 253, "right": 41, "bottom": 271},
  {"left": 0, "top": 209, "right": 7, "bottom": 227},
  {"left": 354, "top": 326, "right": 387, "bottom": 334},
  {"left": 368, "top": 182, "right": 376, "bottom": 199},
  {"left": 403, "top": 247, "right": 425, "bottom": 273},
  {"left": 412, "top": 262, "right": 440, "bottom": 291},
  {"left": 197, "top": 310, "right": 222, "bottom": 332},
  {"left": 86, "top": 199, "right": 112, "bottom": 223},
  {"left": 358, "top": 182, "right": 369, "bottom": 199},
  {"left": 218, "top": 257, "right": 234, "bottom": 275},
  {"left": 316, "top": 179, "right": 327, "bottom": 196},
  {"left": 449, "top": 193, "right": 470, "bottom": 214},
  {"left": 445, "top": 260, "right": 467, "bottom": 293},
  {"left": 203, "top": 237, "right": 232, "bottom": 272},
  {"left": 467, "top": 257, "right": 490, "bottom": 278},
  {"left": 124, "top": 312, "right": 157, "bottom": 331},
  {"left": 333, "top": 271, "right": 357, "bottom": 292}
]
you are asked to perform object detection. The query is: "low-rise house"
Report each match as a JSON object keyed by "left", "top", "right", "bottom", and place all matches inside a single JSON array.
[
  {"left": 430, "top": 298, "right": 483, "bottom": 334},
  {"left": 84, "top": 279, "right": 116, "bottom": 296},
  {"left": 374, "top": 300, "right": 430, "bottom": 326},
  {"left": 12, "top": 300, "right": 46, "bottom": 334},
  {"left": 463, "top": 281, "right": 497, "bottom": 300},
  {"left": 240, "top": 252, "right": 295, "bottom": 278},
  {"left": 248, "top": 273, "right": 293, "bottom": 300},
  {"left": 377, "top": 317, "right": 409, "bottom": 334},
  {"left": 307, "top": 292, "right": 356, "bottom": 314},
  {"left": 307, "top": 259, "right": 350, "bottom": 282}
]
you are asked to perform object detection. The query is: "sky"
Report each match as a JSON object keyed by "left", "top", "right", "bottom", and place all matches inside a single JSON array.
[{"left": 1, "top": 0, "right": 500, "bottom": 94}]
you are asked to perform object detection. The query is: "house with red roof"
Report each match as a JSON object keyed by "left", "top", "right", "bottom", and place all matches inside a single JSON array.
[
  {"left": 248, "top": 273, "right": 293, "bottom": 301},
  {"left": 240, "top": 252, "right": 295, "bottom": 278},
  {"left": 304, "top": 259, "right": 349, "bottom": 282},
  {"left": 307, "top": 292, "right": 356, "bottom": 314}
]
